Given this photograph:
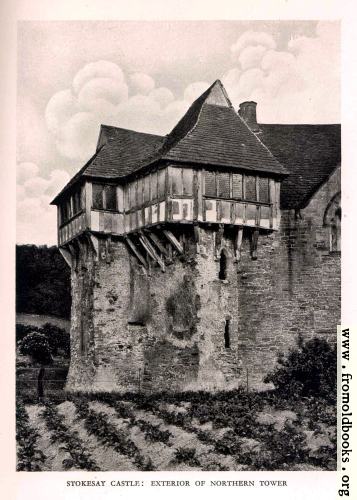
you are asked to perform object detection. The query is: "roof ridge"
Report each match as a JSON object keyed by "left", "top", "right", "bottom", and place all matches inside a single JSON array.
[{"left": 100, "top": 123, "right": 164, "bottom": 139}]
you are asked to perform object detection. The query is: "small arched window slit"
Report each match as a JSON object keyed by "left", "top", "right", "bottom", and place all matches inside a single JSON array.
[
  {"left": 224, "top": 319, "right": 231, "bottom": 348},
  {"left": 219, "top": 250, "right": 227, "bottom": 280}
]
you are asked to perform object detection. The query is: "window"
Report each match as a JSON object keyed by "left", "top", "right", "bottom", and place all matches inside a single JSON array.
[
  {"left": 129, "top": 182, "right": 137, "bottom": 208},
  {"left": 93, "top": 184, "right": 104, "bottom": 209},
  {"left": 104, "top": 185, "right": 116, "bottom": 210},
  {"left": 245, "top": 176, "right": 257, "bottom": 201},
  {"left": 204, "top": 171, "right": 270, "bottom": 203},
  {"left": 171, "top": 168, "right": 182, "bottom": 195},
  {"left": 158, "top": 169, "right": 166, "bottom": 198},
  {"left": 224, "top": 319, "right": 231, "bottom": 348},
  {"left": 330, "top": 206, "right": 341, "bottom": 252},
  {"left": 232, "top": 173, "right": 243, "bottom": 199},
  {"left": 205, "top": 171, "right": 216, "bottom": 197},
  {"left": 182, "top": 169, "right": 193, "bottom": 196},
  {"left": 73, "top": 191, "right": 81, "bottom": 214},
  {"left": 323, "top": 192, "right": 341, "bottom": 253},
  {"left": 258, "top": 177, "right": 269, "bottom": 204},
  {"left": 92, "top": 183, "right": 117, "bottom": 210},
  {"left": 143, "top": 175, "right": 150, "bottom": 203},
  {"left": 217, "top": 172, "right": 230, "bottom": 198},
  {"left": 137, "top": 178, "right": 143, "bottom": 207},
  {"left": 151, "top": 172, "right": 158, "bottom": 201},
  {"left": 219, "top": 250, "right": 227, "bottom": 280}
]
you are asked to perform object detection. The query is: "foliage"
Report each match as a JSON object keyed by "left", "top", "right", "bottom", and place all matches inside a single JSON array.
[
  {"left": 16, "top": 323, "right": 42, "bottom": 344},
  {"left": 16, "top": 391, "right": 337, "bottom": 472},
  {"left": 173, "top": 447, "right": 200, "bottom": 467},
  {"left": 41, "top": 322, "right": 70, "bottom": 356},
  {"left": 16, "top": 244, "right": 71, "bottom": 318},
  {"left": 74, "top": 400, "right": 155, "bottom": 471},
  {"left": 132, "top": 419, "right": 172, "bottom": 445},
  {"left": 16, "top": 403, "right": 47, "bottom": 471},
  {"left": 41, "top": 402, "right": 99, "bottom": 471},
  {"left": 264, "top": 338, "right": 337, "bottom": 402},
  {"left": 17, "top": 322, "right": 70, "bottom": 359},
  {"left": 18, "top": 332, "right": 53, "bottom": 365}
]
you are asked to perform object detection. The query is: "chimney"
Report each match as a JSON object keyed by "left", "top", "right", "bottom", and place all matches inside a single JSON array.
[{"left": 238, "top": 101, "right": 260, "bottom": 133}]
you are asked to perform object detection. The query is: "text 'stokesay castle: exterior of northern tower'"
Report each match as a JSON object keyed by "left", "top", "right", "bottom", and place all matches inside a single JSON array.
[{"left": 51, "top": 80, "right": 341, "bottom": 393}]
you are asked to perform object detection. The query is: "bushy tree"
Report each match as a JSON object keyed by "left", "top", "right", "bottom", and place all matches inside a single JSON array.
[
  {"left": 16, "top": 323, "right": 41, "bottom": 344},
  {"left": 18, "top": 332, "right": 53, "bottom": 365},
  {"left": 264, "top": 337, "right": 336, "bottom": 402},
  {"left": 42, "top": 323, "right": 70, "bottom": 357}
]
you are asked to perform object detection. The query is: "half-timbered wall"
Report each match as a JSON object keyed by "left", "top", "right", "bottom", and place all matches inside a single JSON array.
[{"left": 58, "top": 166, "right": 282, "bottom": 247}]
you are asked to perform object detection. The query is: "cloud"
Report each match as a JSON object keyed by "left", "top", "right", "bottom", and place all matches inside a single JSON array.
[
  {"left": 17, "top": 163, "right": 70, "bottom": 245},
  {"left": 231, "top": 31, "right": 276, "bottom": 59},
  {"left": 17, "top": 162, "right": 39, "bottom": 183},
  {"left": 129, "top": 72, "right": 155, "bottom": 95},
  {"left": 73, "top": 60, "right": 125, "bottom": 94},
  {"left": 45, "top": 61, "right": 207, "bottom": 161},
  {"left": 222, "top": 21, "right": 340, "bottom": 123}
]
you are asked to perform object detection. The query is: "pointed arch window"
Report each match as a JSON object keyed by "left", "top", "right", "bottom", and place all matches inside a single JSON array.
[
  {"left": 219, "top": 250, "right": 227, "bottom": 280},
  {"left": 323, "top": 192, "right": 341, "bottom": 253}
]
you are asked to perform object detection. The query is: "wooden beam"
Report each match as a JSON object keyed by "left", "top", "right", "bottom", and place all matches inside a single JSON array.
[
  {"left": 139, "top": 233, "right": 165, "bottom": 272},
  {"left": 89, "top": 234, "right": 99, "bottom": 254},
  {"left": 235, "top": 227, "right": 244, "bottom": 262},
  {"left": 215, "top": 223, "right": 224, "bottom": 258},
  {"left": 162, "top": 229, "right": 184, "bottom": 254},
  {"left": 145, "top": 231, "right": 169, "bottom": 257},
  {"left": 67, "top": 242, "right": 78, "bottom": 271},
  {"left": 125, "top": 236, "right": 148, "bottom": 269},
  {"left": 250, "top": 229, "right": 259, "bottom": 260},
  {"left": 85, "top": 181, "right": 92, "bottom": 229},
  {"left": 59, "top": 247, "right": 72, "bottom": 268},
  {"left": 105, "top": 235, "right": 112, "bottom": 264}
]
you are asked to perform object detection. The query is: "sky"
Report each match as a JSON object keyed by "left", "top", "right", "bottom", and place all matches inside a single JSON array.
[{"left": 16, "top": 20, "right": 340, "bottom": 245}]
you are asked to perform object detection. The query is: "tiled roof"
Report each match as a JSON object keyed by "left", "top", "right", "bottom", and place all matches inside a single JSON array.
[
  {"left": 258, "top": 124, "right": 341, "bottom": 209},
  {"left": 86, "top": 126, "right": 164, "bottom": 178},
  {"left": 51, "top": 127, "right": 164, "bottom": 203},
  {"left": 161, "top": 103, "right": 288, "bottom": 175},
  {"left": 51, "top": 80, "right": 287, "bottom": 204},
  {"left": 51, "top": 80, "right": 340, "bottom": 210}
]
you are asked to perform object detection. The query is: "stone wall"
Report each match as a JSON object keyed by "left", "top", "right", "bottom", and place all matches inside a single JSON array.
[
  {"left": 66, "top": 167, "right": 340, "bottom": 393},
  {"left": 237, "top": 167, "right": 341, "bottom": 390},
  {"left": 66, "top": 227, "right": 241, "bottom": 393}
]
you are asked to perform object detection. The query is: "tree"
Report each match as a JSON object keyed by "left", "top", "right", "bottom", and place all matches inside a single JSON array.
[{"left": 264, "top": 337, "right": 337, "bottom": 402}]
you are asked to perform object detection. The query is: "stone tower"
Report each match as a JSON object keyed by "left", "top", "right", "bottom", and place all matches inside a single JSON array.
[{"left": 51, "top": 80, "right": 289, "bottom": 393}]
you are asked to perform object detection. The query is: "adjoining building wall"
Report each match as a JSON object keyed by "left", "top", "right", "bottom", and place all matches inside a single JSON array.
[{"left": 237, "top": 167, "right": 341, "bottom": 390}]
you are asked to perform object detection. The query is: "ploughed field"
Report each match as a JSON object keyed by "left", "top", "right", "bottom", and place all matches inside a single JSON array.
[{"left": 17, "top": 391, "right": 336, "bottom": 472}]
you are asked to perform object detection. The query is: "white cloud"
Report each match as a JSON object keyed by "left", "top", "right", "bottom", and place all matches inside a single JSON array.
[
  {"left": 45, "top": 61, "right": 210, "bottom": 161},
  {"left": 17, "top": 163, "right": 70, "bottom": 245},
  {"left": 184, "top": 81, "right": 210, "bottom": 102},
  {"left": 73, "top": 60, "right": 125, "bottom": 94},
  {"left": 129, "top": 72, "right": 155, "bottom": 95},
  {"left": 223, "top": 21, "right": 340, "bottom": 123},
  {"left": 17, "top": 162, "right": 39, "bottom": 183},
  {"left": 231, "top": 31, "right": 276, "bottom": 59}
]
